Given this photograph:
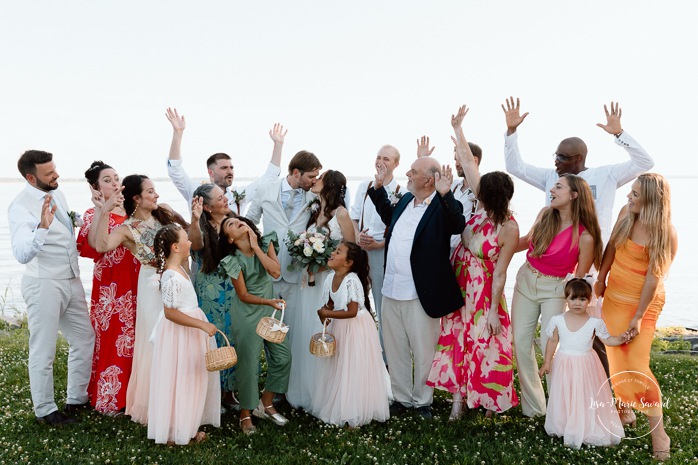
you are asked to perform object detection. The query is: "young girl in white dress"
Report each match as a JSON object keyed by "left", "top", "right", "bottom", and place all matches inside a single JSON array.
[
  {"left": 147, "top": 224, "right": 221, "bottom": 445},
  {"left": 310, "top": 241, "right": 390, "bottom": 427},
  {"left": 539, "top": 278, "right": 626, "bottom": 449}
]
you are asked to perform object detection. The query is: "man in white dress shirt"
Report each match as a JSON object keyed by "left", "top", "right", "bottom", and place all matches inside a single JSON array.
[
  {"left": 9, "top": 150, "right": 95, "bottom": 426},
  {"left": 350, "top": 145, "right": 401, "bottom": 355},
  {"left": 501, "top": 98, "right": 654, "bottom": 244},
  {"left": 165, "top": 108, "right": 284, "bottom": 214}
]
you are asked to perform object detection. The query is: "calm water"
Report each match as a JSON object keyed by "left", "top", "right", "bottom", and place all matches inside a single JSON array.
[{"left": 1, "top": 177, "right": 695, "bottom": 328}]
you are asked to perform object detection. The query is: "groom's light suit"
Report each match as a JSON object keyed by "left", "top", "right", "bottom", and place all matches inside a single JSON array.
[{"left": 9, "top": 184, "right": 95, "bottom": 417}]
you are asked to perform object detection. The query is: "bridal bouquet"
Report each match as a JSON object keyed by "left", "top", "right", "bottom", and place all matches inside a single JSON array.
[{"left": 285, "top": 228, "right": 339, "bottom": 286}]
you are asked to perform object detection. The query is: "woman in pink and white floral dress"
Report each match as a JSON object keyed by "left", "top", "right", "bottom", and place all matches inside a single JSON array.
[{"left": 428, "top": 106, "right": 519, "bottom": 419}]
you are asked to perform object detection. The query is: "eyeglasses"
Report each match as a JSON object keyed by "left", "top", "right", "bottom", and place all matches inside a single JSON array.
[{"left": 553, "top": 153, "right": 577, "bottom": 162}]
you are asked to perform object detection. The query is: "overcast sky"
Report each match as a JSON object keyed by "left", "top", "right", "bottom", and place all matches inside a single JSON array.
[{"left": 1, "top": 0, "right": 695, "bottom": 181}]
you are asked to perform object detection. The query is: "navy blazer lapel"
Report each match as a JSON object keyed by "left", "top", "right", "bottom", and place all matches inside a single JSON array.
[{"left": 414, "top": 196, "right": 438, "bottom": 240}]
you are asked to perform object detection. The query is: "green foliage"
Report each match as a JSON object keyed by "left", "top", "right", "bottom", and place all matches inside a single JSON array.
[
  {"left": 0, "top": 328, "right": 696, "bottom": 464},
  {"left": 651, "top": 337, "right": 692, "bottom": 353}
]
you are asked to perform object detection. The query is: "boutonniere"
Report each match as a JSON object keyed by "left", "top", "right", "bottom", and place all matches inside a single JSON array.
[
  {"left": 423, "top": 197, "right": 432, "bottom": 206},
  {"left": 68, "top": 211, "right": 84, "bottom": 228},
  {"left": 305, "top": 198, "right": 321, "bottom": 213},
  {"left": 389, "top": 191, "right": 403, "bottom": 206},
  {"left": 232, "top": 189, "right": 246, "bottom": 206}
]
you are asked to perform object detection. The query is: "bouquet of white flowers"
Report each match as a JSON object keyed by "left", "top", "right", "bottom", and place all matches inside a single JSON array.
[{"left": 285, "top": 228, "right": 339, "bottom": 286}]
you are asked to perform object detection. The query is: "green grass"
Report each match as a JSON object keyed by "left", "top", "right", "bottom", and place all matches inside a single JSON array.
[{"left": 0, "top": 328, "right": 696, "bottom": 464}]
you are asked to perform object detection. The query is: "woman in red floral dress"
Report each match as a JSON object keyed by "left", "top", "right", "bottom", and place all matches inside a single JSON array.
[
  {"left": 77, "top": 161, "right": 140, "bottom": 414},
  {"left": 428, "top": 106, "right": 519, "bottom": 419}
]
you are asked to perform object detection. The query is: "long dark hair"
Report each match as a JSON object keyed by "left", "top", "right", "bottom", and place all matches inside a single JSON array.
[
  {"left": 343, "top": 241, "right": 372, "bottom": 314},
  {"left": 122, "top": 174, "right": 186, "bottom": 228},
  {"left": 307, "top": 170, "right": 347, "bottom": 229},
  {"left": 84, "top": 160, "right": 114, "bottom": 189},
  {"left": 218, "top": 215, "right": 263, "bottom": 259},
  {"left": 193, "top": 183, "right": 230, "bottom": 274},
  {"left": 477, "top": 171, "right": 513, "bottom": 226}
]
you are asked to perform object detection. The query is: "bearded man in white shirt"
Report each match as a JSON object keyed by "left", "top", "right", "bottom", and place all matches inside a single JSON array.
[
  {"left": 350, "top": 144, "right": 401, "bottom": 354},
  {"left": 165, "top": 108, "right": 285, "bottom": 215},
  {"left": 9, "top": 150, "right": 95, "bottom": 426}
]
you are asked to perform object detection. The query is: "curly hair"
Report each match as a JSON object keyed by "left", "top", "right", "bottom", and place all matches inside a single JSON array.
[
  {"left": 342, "top": 241, "right": 372, "bottom": 314},
  {"left": 477, "top": 171, "right": 514, "bottom": 226},
  {"left": 84, "top": 160, "right": 114, "bottom": 190},
  {"left": 153, "top": 223, "right": 183, "bottom": 277},
  {"left": 307, "top": 170, "right": 347, "bottom": 230}
]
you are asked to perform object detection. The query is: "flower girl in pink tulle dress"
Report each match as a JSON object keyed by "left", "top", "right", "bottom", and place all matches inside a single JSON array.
[
  {"left": 147, "top": 224, "right": 221, "bottom": 445},
  {"left": 538, "top": 278, "right": 627, "bottom": 449},
  {"left": 309, "top": 242, "right": 390, "bottom": 427}
]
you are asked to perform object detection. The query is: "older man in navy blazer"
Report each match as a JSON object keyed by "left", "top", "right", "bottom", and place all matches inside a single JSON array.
[{"left": 368, "top": 154, "right": 465, "bottom": 420}]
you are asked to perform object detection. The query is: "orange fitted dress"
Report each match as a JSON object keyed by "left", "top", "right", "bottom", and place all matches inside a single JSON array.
[{"left": 602, "top": 239, "right": 664, "bottom": 416}]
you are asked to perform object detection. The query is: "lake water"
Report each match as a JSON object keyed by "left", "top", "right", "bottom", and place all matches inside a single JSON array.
[{"left": 1, "top": 176, "right": 695, "bottom": 328}]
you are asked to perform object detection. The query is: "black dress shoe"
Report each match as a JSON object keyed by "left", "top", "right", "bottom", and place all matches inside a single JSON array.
[
  {"left": 389, "top": 402, "right": 409, "bottom": 417},
  {"left": 414, "top": 406, "right": 433, "bottom": 420},
  {"left": 36, "top": 410, "right": 78, "bottom": 426},
  {"left": 64, "top": 401, "right": 91, "bottom": 415}
]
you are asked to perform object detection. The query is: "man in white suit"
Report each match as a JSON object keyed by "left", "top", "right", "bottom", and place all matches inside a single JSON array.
[
  {"left": 246, "top": 150, "right": 322, "bottom": 318},
  {"left": 9, "top": 150, "right": 95, "bottom": 426}
]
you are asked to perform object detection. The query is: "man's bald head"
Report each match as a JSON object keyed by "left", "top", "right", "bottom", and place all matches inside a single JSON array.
[{"left": 554, "top": 137, "right": 587, "bottom": 175}]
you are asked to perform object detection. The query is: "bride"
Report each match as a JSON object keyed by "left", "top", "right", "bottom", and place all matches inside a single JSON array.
[{"left": 286, "top": 170, "right": 356, "bottom": 410}]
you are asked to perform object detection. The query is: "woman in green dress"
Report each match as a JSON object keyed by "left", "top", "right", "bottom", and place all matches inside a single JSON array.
[
  {"left": 219, "top": 215, "right": 291, "bottom": 435},
  {"left": 189, "top": 183, "right": 237, "bottom": 407}
]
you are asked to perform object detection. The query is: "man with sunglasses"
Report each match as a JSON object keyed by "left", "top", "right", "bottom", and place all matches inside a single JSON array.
[{"left": 501, "top": 97, "right": 653, "bottom": 244}]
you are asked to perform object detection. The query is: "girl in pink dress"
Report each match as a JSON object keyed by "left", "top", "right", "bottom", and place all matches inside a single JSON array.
[
  {"left": 147, "top": 224, "right": 221, "bottom": 445},
  {"left": 539, "top": 278, "right": 626, "bottom": 449},
  {"left": 310, "top": 242, "right": 390, "bottom": 427}
]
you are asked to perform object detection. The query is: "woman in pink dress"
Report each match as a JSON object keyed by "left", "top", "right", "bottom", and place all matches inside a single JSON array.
[
  {"left": 77, "top": 161, "right": 140, "bottom": 414},
  {"left": 429, "top": 106, "right": 520, "bottom": 419}
]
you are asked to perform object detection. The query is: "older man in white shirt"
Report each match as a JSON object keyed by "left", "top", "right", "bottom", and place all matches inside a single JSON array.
[
  {"left": 351, "top": 145, "right": 401, "bottom": 354},
  {"left": 9, "top": 150, "right": 95, "bottom": 426},
  {"left": 164, "top": 108, "right": 284, "bottom": 214}
]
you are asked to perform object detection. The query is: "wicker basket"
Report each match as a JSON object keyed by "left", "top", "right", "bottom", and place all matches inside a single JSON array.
[
  {"left": 206, "top": 329, "right": 237, "bottom": 372},
  {"left": 256, "top": 303, "right": 289, "bottom": 344},
  {"left": 309, "top": 320, "right": 336, "bottom": 357}
]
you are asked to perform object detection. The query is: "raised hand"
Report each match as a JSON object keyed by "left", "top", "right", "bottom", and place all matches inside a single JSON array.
[
  {"left": 90, "top": 186, "right": 105, "bottom": 209},
  {"left": 596, "top": 101, "right": 623, "bottom": 135},
  {"left": 451, "top": 105, "right": 469, "bottom": 129},
  {"left": 374, "top": 162, "right": 388, "bottom": 189},
  {"left": 416, "top": 135, "right": 435, "bottom": 157},
  {"left": 165, "top": 107, "right": 186, "bottom": 133},
  {"left": 248, "top": 228, "right": 260, "bottom": 250},
  {"left": 39, "top": 194, "right": 57, "bottom": 229},
  {"left": 269, "top": 123, "right": 288, "bottom": 144},
  {"left": 191, "top": 196, "right": 203, "bottom": 222},
  {"left": 434, "top": 165, "right": 453, "bottom": 196},
  {"left": 103, "top": 185, "right": 125, "bottom": 212},
  {"left": 501, "top": 97, "right": 529, "bottom": 135}
]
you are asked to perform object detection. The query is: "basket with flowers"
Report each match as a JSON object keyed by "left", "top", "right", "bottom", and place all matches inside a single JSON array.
[{"left": 285, "top": 228, "right": 339, "bottom": 286}]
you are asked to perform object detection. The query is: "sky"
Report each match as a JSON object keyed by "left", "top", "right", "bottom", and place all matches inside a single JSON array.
[{"left": 1, "top": 0, "right": 696, "bottom": 182}]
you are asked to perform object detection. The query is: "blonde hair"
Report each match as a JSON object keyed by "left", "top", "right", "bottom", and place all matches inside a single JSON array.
[
  {"left": 530, "top": 174, "right": 603, "bottom": 269},
  {"left": 609, "top": 173, "right": 672, "bottom": 277}
]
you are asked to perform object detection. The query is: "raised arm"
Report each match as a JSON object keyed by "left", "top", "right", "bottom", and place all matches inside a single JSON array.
[
  {"left": 165, "top": 107, "right": 198, "bottom": 204},
  {"left": 366, "top": 163, "right": 395, "bottom": 226},
  {"left": 435, "top": 166, "right": 466, "bottom": 235},
  {"left": 188, "top": 196, "right": 205, "bottom": 251},
  {"left": 450, "top": 104, "right": 481, "bottom": 192},
  {"left": 596, "top": 102, "right": 654, "bottom": 187},
  {"left": 501, "top": 97, "right": 550, "bottom": 191},
  {"left": 416, "top": 136, "right": 435, "bottom": 158},
  {"left": 8, "top": 195, "right": 56, "bottom": 264}
]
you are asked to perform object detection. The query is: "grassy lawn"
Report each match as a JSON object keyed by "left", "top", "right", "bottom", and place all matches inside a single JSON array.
[{"left": 0, "top": 327, "right": 695, "bottom": 464}]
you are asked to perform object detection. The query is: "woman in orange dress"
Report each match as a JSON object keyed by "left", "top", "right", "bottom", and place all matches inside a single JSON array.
[{"left": 595, "top": 173, "right": 677, "bottom": 461}]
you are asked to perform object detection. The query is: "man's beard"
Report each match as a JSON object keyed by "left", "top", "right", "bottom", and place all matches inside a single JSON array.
[{"left": 36, "top": 178, "right": 57, "bottom": 192}]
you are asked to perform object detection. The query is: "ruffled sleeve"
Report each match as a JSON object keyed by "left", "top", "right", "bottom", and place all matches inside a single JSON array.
[
  {"left": 260, "top": 231, "right": 279, "bottom": 254},
  {"left": 219, "top": 254, "right": 242, "bottom": 280},
  {"left": 544, "top": 315, "right": 559, "bottom": 338},
  {"left": 593, "top": 318, "right": 612, "bottom": 340},
  {"left": 345, "top": 273, "right": 365, "bottom": 306},
  {"left": 160, "top": 271, "right": 183, "bottom": 309}
]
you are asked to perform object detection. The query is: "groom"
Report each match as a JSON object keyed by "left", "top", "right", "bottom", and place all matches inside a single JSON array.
[
  {"left": 9, "top": 150, "right": 95, "bottom": 426},
  {"left": 246, "top": 150, "right": 322, "bottom": 320}
]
